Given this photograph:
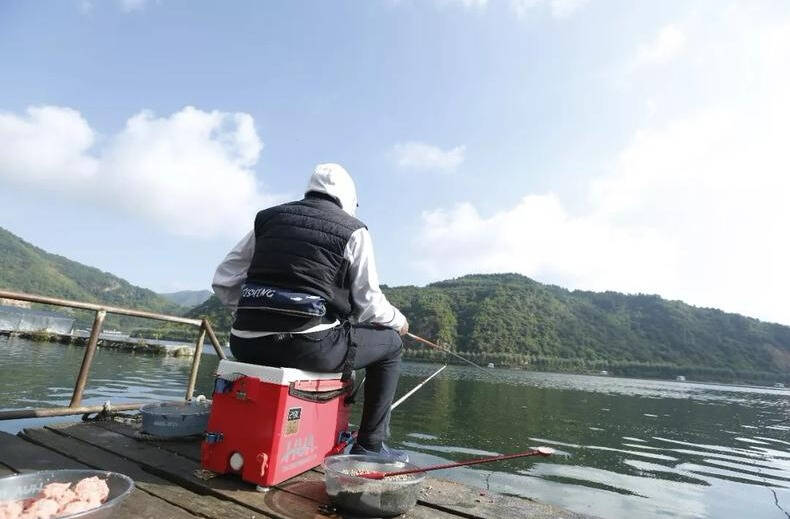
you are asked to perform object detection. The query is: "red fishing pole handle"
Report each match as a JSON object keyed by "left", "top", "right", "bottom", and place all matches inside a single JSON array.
[
  {"left": 377, "top": 448, "right": 553, "bottom": 478},
  {"left": 328, "top": 431, "right": 359, "bottom": 455},
  {"left": 328, "top": 442, "right": 348, "bottom": 456}
]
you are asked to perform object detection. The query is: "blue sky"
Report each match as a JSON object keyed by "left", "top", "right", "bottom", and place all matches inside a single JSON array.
[{"left": 2, "top": 1, "right": 790, "bottom": 325}]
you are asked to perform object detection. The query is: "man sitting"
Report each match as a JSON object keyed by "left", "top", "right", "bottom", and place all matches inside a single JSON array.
[{"left": 212, "top": 163, "right": 409, "bottom": 462}]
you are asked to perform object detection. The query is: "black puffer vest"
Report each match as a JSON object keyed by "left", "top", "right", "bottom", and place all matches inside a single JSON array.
[{"left": 232, "top": 193, "right": 366, "bottom": 332}]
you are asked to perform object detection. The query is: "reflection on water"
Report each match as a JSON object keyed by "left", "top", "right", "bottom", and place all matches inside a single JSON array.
[
  {"left": 0, "top": 336, "right": 222, "bottom": 430},
  {"left": 388, "top": 364, "right": 790, "bottom": 519},
  {"left": 2, "top": 336, "right": 789, "bottom": 518}
]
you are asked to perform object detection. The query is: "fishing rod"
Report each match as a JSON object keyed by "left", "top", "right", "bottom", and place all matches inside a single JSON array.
[
  {"left": 357, "top": 447, "right": 555, "bottom": 479},
  {"left": 406, "top": 332, "right": 497, "bottom": 379},
  {"left": 329, "top": 363, "right": 449, "bottom": 455},
  {"left": 345, "top": 375, "right": 366, "bottom": 404},
  {"left": 346, "top": 361, "right": 448, "bottom": 408},
  {"left": 391, "top": 365, "right": 447, "bottom": 410}
]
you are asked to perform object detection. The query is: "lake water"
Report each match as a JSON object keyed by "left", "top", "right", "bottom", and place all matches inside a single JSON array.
[{"left": 1, "top": 335, "right": 789, "bottom": 518}]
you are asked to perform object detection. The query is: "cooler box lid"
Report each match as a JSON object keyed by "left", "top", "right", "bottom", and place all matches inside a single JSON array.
[{"left": 217, "top": 359, "right": 342, "bottom": 386}]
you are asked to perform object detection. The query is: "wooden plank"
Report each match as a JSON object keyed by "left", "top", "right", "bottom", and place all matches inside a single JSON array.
[
  {"left": 93, "top": 422, "right": 462, "bottom": 518},
  {"left": 276, "top": 472, "right": 460, "bottom": 519},
  {"left": 52, "top": 423, "right": 458, "bottom": 518},
  {"left": 0, "top": 461, "right": 15, "bottom": 477},
  {"left": 314, "top": 455, "right": 596, "bottom": 519},
  {"left": 0, "top": 431, "right": 84, "bottom": 471},
  {"left": 417, "top": 478, "right": 596, "bottom": 519},
  {"left": 96, "top": 420, "right": 201, "bottom": 461},
  {"left": 114, "top": 489, "right": 205, "bottom": 519},
  {"left": 103, "top": 422, "right": 573, "bottom": 518},
  {"left": 22, "top": 427, "right": 263, "bottom": 519},
  {"left": 49, "top": 423, "right": 336, "bottom": 519},
  {"left": 0, "top": 431, "right": 201, "bottom": 519},
  {"left": 58, "top": 423, "right": 588, "bottom": 518}
]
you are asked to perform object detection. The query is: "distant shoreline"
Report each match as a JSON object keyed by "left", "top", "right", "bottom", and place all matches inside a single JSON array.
[
  {"left": 400, "top": 348, "right": 790, "bottom": 388},
  {"left": 2, "top": 330, "right": 787, "bottom": 389},
  {"left": 0, "top": 329, "right": 194, "bottom": 357}
]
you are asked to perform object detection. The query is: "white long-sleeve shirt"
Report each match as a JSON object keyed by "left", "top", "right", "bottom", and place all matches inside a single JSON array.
[{"left": 212, "top": 228, "right": 406, "bottom": 337}]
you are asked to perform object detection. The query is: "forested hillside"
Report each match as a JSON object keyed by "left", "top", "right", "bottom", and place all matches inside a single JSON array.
[
  {"left": 4, "top": 222, "right": 787, "bottom": 383},
  {"left": 186, "top": 295, "right": 233, "bottom": 335},
  {"left": 159, "top": 290, "right": 212, "bottom": 308},
  {"left": 129, "top": 295, "right": 232, "bottom": 343},
  {"left": 386, "top": 274, "right": 790, "bottom": 382},
  {"left": 0, "top": 226, "right": 181, "bottom": 326},
  {"left": 187, "top": 274, "right": 790, "bottom": 383}
]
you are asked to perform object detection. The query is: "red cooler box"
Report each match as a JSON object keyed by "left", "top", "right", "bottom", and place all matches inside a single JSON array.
[{"left": 201, "top": 359, "right": 352, "bottom": 488}]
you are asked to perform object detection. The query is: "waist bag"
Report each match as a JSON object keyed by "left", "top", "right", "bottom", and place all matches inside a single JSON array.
[{"left": 238, "top": 283, "right": 327, "bottom": 318}]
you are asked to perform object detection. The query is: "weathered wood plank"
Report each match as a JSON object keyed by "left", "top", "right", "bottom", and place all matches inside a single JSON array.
[
  {"left": 45, "top": 422, "right": 592, "bottom": 518},
  {"left": 96, "top": 421, "right": 201, "bottom": 461},
  {"left": 0, "top": 431, "right": 84, "bottom": 471},
  {"left": 49, "top": 423, "right": 334, "bottom": 519},
  {"left": 0, "top": 461, "right": 15, "bottom": 477},
  {"left": 113, "top": 489, "right": 205, "bottom": 519},
  {"left": 0, "top": 431, "right": 201, "bottom": 519},
  {"left": 93, "top": 422, "right": 494, "bottom": 518},
  {"left": 51, "top": 423, "right": 459, "bottom": 518},
  {"left": 22, "top": 427, "right": 262, "bottom": 519},
  {"left": 277, "top": 472, "right": 460, "bottom": 519},
  {"left": 313, "top": 453, "right": 596, "bottom": 518},
  {"left": 417, "top": 478, "right": 595, "bottom": 519},
  {"left": 98, "top": 422, "right": 567, "bottom": 518}
]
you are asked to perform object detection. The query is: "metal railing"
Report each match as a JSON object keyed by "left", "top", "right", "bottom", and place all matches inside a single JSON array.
[{"left": 0, "top": 290, "right": 227, "bottom": 421}]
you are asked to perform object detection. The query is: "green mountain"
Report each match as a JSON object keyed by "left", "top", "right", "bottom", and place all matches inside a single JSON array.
[
  {"left": 127, "top": 295, "right": 232, "bottom": 344},
  {"left": 185, "top": 295, "right": 233, "bottom": 335},
  {"left": 5, "top": 221, "right": 786, "bottom": 383},
  {"left": 187, "top": 273, "right": 790, "bottom": 383},
  {"left": 159, "top": 290, "right": 213, "bottom": 308},
  {"left": 386, "top": 274, "right": 790, "bottom": 382},
  {"left": 0, "top": 226, "right": 181, "bottom": 326}
]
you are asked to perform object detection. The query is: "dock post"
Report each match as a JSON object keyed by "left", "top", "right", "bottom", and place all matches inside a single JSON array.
[
  {"left": 186, "top": 322, "right": 207, "bottom": 401},
  {"left": 70, "top": 309, "right": 106, "bottom": 407},
  {"left": 203, "top": 320, "right": 227, "bottom": 359}
]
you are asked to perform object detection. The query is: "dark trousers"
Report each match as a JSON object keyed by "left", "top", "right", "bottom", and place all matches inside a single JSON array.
[{"left": 229, "top": 324, "right": 402, "bottom": 450}]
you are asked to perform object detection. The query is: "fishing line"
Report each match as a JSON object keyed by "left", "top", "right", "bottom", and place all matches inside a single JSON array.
[
  {"left": 330, "top": 363, "right": 449, "bottom": 455},
  {"left": 406, "top": 332, "right": 498, "bottom": 379}
]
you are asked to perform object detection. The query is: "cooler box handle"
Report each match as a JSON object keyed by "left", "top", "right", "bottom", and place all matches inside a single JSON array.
[{"left": 288, "top": 379, "right": 351, "bottom": 403}]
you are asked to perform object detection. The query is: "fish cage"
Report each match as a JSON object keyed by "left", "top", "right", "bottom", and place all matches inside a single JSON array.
[{"left": 0, "top": 305, "right": 75, "bottom": 335}]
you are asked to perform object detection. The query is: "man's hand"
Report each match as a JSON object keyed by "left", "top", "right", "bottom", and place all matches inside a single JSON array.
[{"left": 399, "top": 320, "right": 409, "bottom": 336}]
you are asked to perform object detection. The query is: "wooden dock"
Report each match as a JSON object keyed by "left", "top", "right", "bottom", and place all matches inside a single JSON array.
[{"left": 0, "top": 420, "right": 595, "bottom": 518}]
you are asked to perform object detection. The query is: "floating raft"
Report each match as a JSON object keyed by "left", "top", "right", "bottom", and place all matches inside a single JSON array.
[{"left": 0, "top": 420, "right": 596, "bottom": 518}]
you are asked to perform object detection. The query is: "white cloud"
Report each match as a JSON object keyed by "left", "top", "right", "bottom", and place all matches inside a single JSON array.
[
  {"left": 437, "top": 0, "right": 488, "bottom": 8},
  {"left": 392, "top": 142, "right": 466, "bottom": 172},
  {"left": 510, "top": 0, "right": 541, "bottom": 18},
  {"left": 511, "top": 0, "right": 589, "bottom": 19},
  {"left": 413, "top": 7, "right": 790, "bottom": 324},
  {"left": 549, "top": 0, "right": 588, "bottom": 19},
  {"left": 429, "top": 0, "right": 587, "bottom": 17},
  {"left": 0, "top": 106, "right": 282, "bottom": 238},
  {"left": 634, "top": 25, "right": 686, "bottom": 67},
  {"left": 119, "top": 0, "right": 147, "bottom": 12},
  {"left": 0, "top": 106, "right": 99, "bottom": 187},
  {"left": 415, "top": 195, "right": 675, "bottom": 294}
]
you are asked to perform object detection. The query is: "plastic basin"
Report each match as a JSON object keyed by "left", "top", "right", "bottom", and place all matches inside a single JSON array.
[
  {"left": 323, "top": 454, "right": 425, "bottom": 517},
  {"left": 140, "top": 400, "right": 211, "bottom": 438},
  {"left": 0, "top": 469, "right": 134, "bottom": 518}
]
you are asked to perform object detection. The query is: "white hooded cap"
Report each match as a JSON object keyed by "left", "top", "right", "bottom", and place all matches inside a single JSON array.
[{"left": 305, "top": 163, "right": 358, "bottom": 216}]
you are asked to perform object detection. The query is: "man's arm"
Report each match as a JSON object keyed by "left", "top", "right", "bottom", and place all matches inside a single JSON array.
[
  {"left": 345, "top": 228, "right": 408, "bottom": 334},
  {"left": 212, "top": 230, "right": 255, "bottom": 309}
]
